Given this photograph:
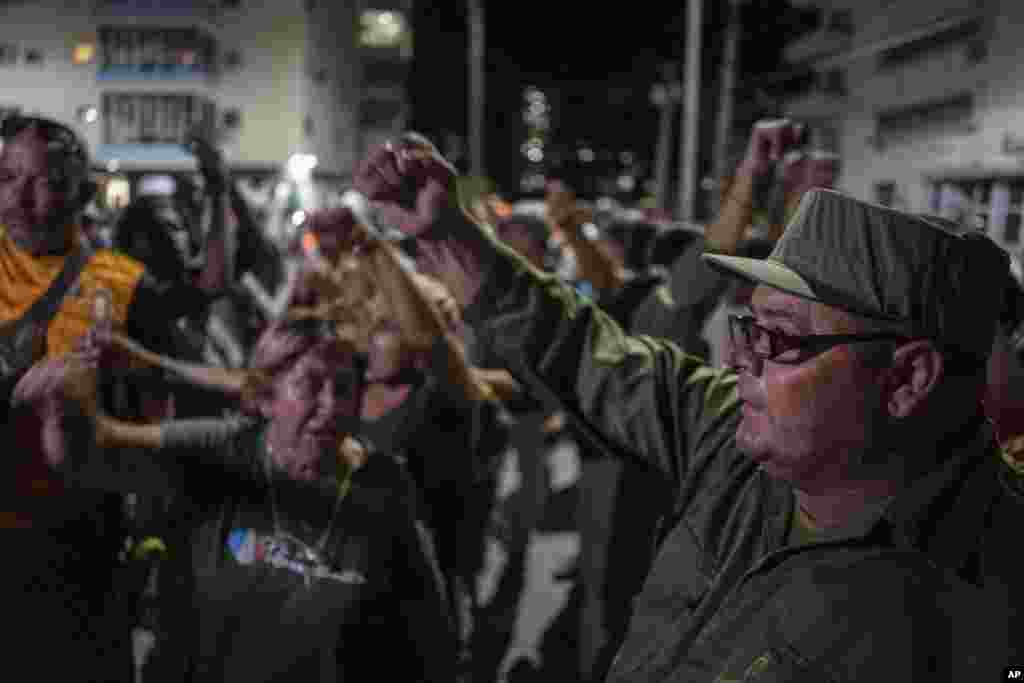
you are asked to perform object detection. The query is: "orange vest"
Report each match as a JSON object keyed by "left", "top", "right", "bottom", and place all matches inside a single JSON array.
[
  {"left": 0, "top": 226, "right": 145, "bottom": 525},
  {"left": 0, "top": 228, "right": 144, "bottom": 357}
]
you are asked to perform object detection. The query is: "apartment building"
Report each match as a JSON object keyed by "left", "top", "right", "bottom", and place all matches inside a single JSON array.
[
  {"left": 780, "top": 0, "right": 1024, "bottom": 251},
  {"left": 0, "top": 0, "right": 411, "bottom": 215}
]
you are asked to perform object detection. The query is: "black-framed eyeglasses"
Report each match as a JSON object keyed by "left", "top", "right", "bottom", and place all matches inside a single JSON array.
[{"left": 727, "top": 314, "right": 910, "bottom": 366}]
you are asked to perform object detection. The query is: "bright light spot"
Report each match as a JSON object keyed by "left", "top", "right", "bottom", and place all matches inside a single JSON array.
[
  {"left": 138, "top": 174, "right": 176, "bottom": 197},
  {"left": 287, "top": 153, "right": 318, "bottom": 180},
  {"left": 72, "top": 43, "right": 95, "bottom": 65},
  {"left": 578, "top": 148, "right": 595, "bottom": 163},
  {"left": 106, "top": 159, "right": 119, "bottom": 173},
  {"left": 301, "top": 229, "right": 319, "bottom": 255},
  {"left": 275, "top": 181, "right": 292, "bottom": 201},
  {"left": 360, "top": 9, "right": 408, "bottom": 48},
  {"left": 105, "top": 177, "right": 130, "bottom": 210},
  {"left": 84, "top": 107, "right": 99, "bottom": 124},
  {"left": 526, "top": 147, "right": 544, "bottom": 163},
  {"left": 581, "top": 223, "right": 600, "bottom": 241},
  {"left": 291, "top": 210, "right": 308, "bottom": 227},
  {"left": 617, "top": 175, "right": 636, "bottom": 192}
]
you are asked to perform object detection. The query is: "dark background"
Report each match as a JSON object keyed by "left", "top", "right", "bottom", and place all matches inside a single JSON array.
[{"left": 407, "top": 0, "right": 820, "bottom": 213}]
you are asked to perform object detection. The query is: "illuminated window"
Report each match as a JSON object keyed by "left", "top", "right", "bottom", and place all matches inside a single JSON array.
[
  {"left": 73, "top": 43, "right": 96, "bottom": 65},
  {"left": 359, "top": 10, "right": 412, "bottom": 57}
]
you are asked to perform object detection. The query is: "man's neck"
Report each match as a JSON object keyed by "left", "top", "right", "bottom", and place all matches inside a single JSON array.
[
  {"left": 8, "top": 228, "right": 74, "bottom": 257},
  {"left": 793, "top": 478, "right": 899, "bottom": 531}
]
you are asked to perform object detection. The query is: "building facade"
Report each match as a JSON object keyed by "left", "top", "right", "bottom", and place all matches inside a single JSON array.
[
  {"left": 781, "top": 0, "right": 1024, "bottom": 252},
  {"left": 0, "top": 0, "right": 411, "bottom": 216}
]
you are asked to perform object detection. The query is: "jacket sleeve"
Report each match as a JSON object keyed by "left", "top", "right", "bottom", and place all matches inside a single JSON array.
[{"left": 463, "top": 236, "right": 740, "bottom": 495}]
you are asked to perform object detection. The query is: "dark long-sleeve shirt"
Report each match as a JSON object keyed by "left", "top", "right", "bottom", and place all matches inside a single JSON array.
[
  {"left": 461, "top": 233, "right": 1022, "bottom": 682},
  {"left": 78, "top": 416, "right": 458, "bottom": 683}
]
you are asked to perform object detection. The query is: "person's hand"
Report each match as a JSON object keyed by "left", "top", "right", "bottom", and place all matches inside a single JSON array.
[
  {"left": 353, "top": 132, "right": 458, "bottom": 237},
  {"left": 304, "top": 207, "right": 368, "bottom": 262},
  {"left": 738, "top": 119, "right": 805, "bottom": 178},
  {"left": 11, "top": 355, "right": 99, "bottom": 468}
]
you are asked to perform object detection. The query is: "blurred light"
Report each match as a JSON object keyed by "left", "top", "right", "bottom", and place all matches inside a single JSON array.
[
  {"left": 275, "top": 181, "right": 292, "bottom": 201},
  {"left": 578, "top": 148, "right": 595, "bottom": 163},
  {"left": 359, "top": 9, "right": 408, "bottom": 49},
  {"left": 301, "top": 229, "right": 319, "bottom": 256},
  {"left": 76, "top": 105, "right": 99, "bottom": 124},
  {"left": 287, "top": 153, "right": 318, "bottom": 180},
  {"left": 104, "top": 177, "right": 130, "bottom": 211},
  {"left": 106, "top": 159, "right": 119, "bottom": 173},
  {"left": 526, "top": 147, "right": 544, "bottom": 163},
  {"left": 292, "top": 210, "right": 308, "bottom": 227},
  {"left": 581, "top": 223, "right": 600, "bottom": 241},
  {"left": 524, "top": 87, "right": 546, "bottom": 104},
  {"left": 72, "top": 43, "right": 95, "bottom": 65},
  {"left": 617, "top": 175, "right": 636, "bottom": 192},
  {"left": 138, "top": 174, "right": 176, "bottom": 197}
]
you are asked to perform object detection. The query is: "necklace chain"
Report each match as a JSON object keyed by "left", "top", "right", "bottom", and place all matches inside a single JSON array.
[{"left": 262, "top": 431, "right": 351, "bottom": 563}]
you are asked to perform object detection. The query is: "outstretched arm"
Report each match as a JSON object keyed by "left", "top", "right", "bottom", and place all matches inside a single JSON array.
[{"left": 350, "top": 134, "right": 741, "bottom": 490}]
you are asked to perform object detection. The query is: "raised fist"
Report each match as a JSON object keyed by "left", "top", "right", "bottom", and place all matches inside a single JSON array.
[
  {"left": 353, "top": 132, "right": 458, "bottom": 237},
  {"left": 738, "top": 119, "right": 806, "bottom": 178}
]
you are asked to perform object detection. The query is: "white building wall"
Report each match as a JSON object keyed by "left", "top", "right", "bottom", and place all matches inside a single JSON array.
[
  {"left": 787, "top": 0, "right": 1024, "bottom": 222},
  {"left": 1, "top": 0, "right": 366, "bottom": 187},
  {"left": 0, "top": 1, "right": 99, "bottom": 148},
  {"left": 215, "top": 0, "right": 308, "bottom": 171}
]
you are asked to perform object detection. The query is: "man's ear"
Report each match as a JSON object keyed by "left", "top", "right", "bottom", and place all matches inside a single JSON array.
[{"left": 886, "top": 340, "right": 945, "bottom": 418}]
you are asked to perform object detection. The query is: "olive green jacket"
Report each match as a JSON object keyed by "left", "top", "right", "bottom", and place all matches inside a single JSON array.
[{"left": 464, "top": 236, "right": 1022, "bottom": 682}]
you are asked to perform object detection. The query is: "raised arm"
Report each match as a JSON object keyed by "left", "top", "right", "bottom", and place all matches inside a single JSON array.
[{"left": 351, "top": 134, "right": 740, "bottom": 489}]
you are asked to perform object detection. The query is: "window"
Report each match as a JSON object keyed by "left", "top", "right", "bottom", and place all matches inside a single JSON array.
[
  {"left": 825, "top": 10, "right": 853, "bottom": 36},
  {"left": 930, "top": 178, "right": 1024, "bottom": 247},
  {"left": 99, "top": 26, "right": 214, "bottom": 73},
  {"left": 103, "top": 92, "right": 213, "bottom": 145},
  {"left": 222, "top": 49, "right": 242, "bottom": 69},
  {"left": 359, "top": 97, "right": 403, "bottom": 127},
  {"left": 875, "top": 93, "right": 974, "bottom": 146},
  {"left": 222, "top": 108, "right": 241, "bottom": 129},
  {"left": 362, "top": 58, "right": 409, "bottom": 87},
  {"left": 874, "top": 182, "right": 896, "bottom": 208},
  {"left": 878, "top": 19, "right": 981, "bottom": 69}
]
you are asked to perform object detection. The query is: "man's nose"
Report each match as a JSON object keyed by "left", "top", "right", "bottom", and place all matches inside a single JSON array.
[{"left": 726, "top": 340, "right": 762, "bottom": 376}]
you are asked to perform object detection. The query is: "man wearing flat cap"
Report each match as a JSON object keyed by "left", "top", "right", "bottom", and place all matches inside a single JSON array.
[{"left": 351, "top": 133, "right": 1023, "bottom": 682}]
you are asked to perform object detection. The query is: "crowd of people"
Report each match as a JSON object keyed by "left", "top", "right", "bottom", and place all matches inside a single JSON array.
[{"left": 0, "top": 107, "right": 1022, "bottom": 683}]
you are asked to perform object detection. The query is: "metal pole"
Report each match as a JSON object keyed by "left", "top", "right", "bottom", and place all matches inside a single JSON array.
[
  {"left": 712, "top": 0, "right": 742, "bottom": 215},
  {"left": 677, "top": 0, "right": 703, "bottom": 221},
  {"left": 468, "top": 0, "right": 485, "bottom": 176}
]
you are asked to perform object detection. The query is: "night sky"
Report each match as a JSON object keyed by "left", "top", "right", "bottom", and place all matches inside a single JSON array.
[{"left": 408, "top": 1, "right": 820, "bottom": 202}]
